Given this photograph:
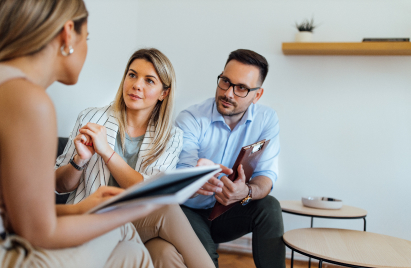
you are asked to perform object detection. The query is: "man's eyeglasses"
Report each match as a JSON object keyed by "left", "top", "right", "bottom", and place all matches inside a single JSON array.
[{"left": 217, "top": 75, "right": 260, "bottom": 98}]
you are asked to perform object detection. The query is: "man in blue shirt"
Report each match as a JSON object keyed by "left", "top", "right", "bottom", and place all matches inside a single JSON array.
[{"left": 176, "top": 49, "right": 285, "bottom": 268}]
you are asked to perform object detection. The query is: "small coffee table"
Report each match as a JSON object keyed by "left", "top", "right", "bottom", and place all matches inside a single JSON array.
[
  {"left": 280, "top": 200, "right": 368, "bottom": 268},
  {"left": 283, "top": 228, "right": 411, "bottom": 268},
  {"left": 280, "top": 200, "right": 367, "bottom": 231}
]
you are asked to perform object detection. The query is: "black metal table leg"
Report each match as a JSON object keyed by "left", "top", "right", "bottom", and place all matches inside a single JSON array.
[
  {"left": 308, "top": 216, "right": 313, "bottom": 268},
  {"left": 363, "top": 217, "right": 366, "bottom": 231},
  {"left": 291, "top": 250, "right": 294, "bottom": 268},
  {"left": 319, "top": 259, "right": 322, "bottom": 268}
]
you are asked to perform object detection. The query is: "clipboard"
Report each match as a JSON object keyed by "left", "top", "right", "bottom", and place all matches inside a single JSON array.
[{"left": 208, "top": 139, "right": 270, "bottom": 221}]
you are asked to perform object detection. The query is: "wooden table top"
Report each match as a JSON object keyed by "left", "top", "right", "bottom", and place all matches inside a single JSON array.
[
  {"left": 280, "top": 200, "right": 367, "bottom": 218},
  {"left": 283, "top": 228, "right": 411, "bottom": 268}
]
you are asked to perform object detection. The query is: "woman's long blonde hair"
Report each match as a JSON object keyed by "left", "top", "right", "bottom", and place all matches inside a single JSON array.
[
  {"left": 0, "top": 0, "right": 88, "bottom": 62},
  {"left": 113, "top": 48, "right": 176, "bottom": 170}
]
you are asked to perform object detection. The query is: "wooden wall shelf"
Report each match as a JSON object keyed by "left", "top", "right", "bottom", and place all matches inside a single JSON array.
[{"left": 282, "top": 42, "right": 411, "bottom": 55}]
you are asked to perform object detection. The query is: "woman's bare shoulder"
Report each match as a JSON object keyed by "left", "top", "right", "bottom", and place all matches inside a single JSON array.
[
  {"left": 0, "top": 79, "right": 54, "bottom": 115},
  {"left": 0, "top": 79, "right": 55, "bottom": 129}
]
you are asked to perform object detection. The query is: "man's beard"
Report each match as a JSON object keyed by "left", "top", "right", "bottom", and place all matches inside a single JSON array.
[{"left": 216, "top": 96, "right": 242, "bottom": 116}]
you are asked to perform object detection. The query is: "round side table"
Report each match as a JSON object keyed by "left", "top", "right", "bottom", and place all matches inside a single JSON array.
[
  {"left": 283, "top": 228, "right": 411, "bottom": 268},
  {"left": 280, "top": 200, "right": 368, "bottom": 231},
  {"left": 280, "top": 200, "right": 367, "bottom": 267}
]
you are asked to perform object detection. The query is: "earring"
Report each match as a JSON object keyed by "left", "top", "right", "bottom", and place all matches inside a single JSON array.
[{"left": 60, "top": 44, "right": 74, "bottom": 56}]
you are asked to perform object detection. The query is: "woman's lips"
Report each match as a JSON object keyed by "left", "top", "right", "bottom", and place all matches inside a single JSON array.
[{"left": 128, "top": 94, "right": 142, "bottom": 100}]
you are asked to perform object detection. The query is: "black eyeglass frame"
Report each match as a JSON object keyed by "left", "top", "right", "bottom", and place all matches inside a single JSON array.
[{"left": 217, "top": 75, "right": 260, "bottom": 98}]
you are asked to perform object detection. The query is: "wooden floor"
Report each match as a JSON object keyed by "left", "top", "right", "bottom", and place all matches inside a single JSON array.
[{"left": 218, "top": 251, "right": 342, "bottom": 268}]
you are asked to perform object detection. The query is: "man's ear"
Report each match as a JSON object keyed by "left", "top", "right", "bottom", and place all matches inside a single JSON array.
[
  {"left": 59, "top": 20, "right": 75, "bottom": 51},
  {"left": 252, "top": 88, "right": 264, "bottom": 104}
]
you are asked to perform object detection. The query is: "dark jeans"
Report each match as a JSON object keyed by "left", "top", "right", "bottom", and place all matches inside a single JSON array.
[{"left": 181, "top": 195, "right": 285, "bottom": 268}]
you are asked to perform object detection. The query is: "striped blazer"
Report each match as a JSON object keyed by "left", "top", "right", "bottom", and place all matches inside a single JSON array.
[{"left": 55, "top": 104, "right": 183, "bottom": 205}]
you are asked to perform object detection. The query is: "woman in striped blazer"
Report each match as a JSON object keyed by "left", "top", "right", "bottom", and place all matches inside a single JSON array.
[{"left": 55, "top": 48, "right": 214, "bottom": 268}]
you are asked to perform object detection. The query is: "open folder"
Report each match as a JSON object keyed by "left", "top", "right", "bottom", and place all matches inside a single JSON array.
[{"left": 87, "top": 165, "right": 221, "bottom": 214}]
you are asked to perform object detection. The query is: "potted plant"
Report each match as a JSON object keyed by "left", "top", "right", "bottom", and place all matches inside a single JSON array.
[{"left": 295, "top": 18, "right": 316, "bottom": 42}]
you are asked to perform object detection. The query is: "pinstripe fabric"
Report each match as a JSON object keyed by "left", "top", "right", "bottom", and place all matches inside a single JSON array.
[{"left": 55, "top": 105, "right": 183, "bottom": 205}]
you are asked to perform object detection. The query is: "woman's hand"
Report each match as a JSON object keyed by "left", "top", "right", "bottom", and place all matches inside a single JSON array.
[
  {"left": 76, "top": 186, "right": 124, "bottom": 214},
  {"left": 73, "top": 133, "right": 95, "bottom": 165},
  {"left": 75, "top": 186, "right": 162, "bottom": 220},
  {"left": 79, "top": 123, "right": 113, "bottom": 159}
]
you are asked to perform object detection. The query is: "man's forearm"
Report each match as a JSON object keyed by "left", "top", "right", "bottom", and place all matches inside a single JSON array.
[{"left": 248, "top": 176, "right": 272, "bottom": 200}]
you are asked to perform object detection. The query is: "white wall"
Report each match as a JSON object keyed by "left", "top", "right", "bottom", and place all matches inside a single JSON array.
[{"left": 49, "top": 0, "right": 411, "bottom": 242}]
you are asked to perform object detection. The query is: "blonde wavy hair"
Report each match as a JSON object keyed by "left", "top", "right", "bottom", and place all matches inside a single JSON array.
[
  {"left": 113, "top": 48, "right": 176, "bottom": 170},
  {"left": 0, "top": 0, "right": 88, "bottom": 62}
]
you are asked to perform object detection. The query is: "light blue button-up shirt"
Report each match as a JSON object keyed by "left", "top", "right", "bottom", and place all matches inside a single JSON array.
[{"left": 176, "top": 98, "right": 280, "bottom": 209}]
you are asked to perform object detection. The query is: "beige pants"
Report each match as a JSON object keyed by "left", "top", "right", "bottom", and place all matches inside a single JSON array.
[
  {"left": 134, "top": 205, "right": 214, "bottom": 268},
  {"left": 0, "top": 223, "right": 153, "bottom": 268}
]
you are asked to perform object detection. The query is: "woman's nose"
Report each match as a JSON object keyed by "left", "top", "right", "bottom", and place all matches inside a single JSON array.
[{"left": 133, "top": 78, "right": 144, "bottom": 91}]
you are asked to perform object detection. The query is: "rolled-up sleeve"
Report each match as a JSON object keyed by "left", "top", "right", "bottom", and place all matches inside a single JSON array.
[{"left": 252, "top": 110, "right": 280, "bottom": 191}]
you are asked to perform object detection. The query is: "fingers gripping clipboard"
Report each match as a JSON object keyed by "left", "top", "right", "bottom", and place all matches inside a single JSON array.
[{"left": 208, "top": 139, "right": 270, "bottom": 221}]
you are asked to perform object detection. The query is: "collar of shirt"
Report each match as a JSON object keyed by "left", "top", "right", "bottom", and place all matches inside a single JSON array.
[{"left": 211, "top": 99, "right": 254, "bottom": 129}]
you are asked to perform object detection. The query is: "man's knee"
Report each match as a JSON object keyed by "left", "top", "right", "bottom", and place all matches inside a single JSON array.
[
  {"left": 262, "top": 195, "right": 282, "bottom": 213},
  {"left": 253, "top": 195, "right": 284, "bottom": 233},
  {"left": 253, "top": 195, "right": 281, "bottom": 214}
]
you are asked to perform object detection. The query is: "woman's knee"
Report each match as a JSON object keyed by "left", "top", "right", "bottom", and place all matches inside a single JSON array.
[
  {"left": 161, "top": 204, "right": 184, "bottom": 218},
  {"left": 158, "top": 204, "right": 190, "bottom": 227},
  {"left": 145, "top": 238, "right": 184, "bottom": 267}
]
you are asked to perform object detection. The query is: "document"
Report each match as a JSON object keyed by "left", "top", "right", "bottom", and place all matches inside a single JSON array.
[{"left": 88, "top": 165, "right": 221, "bottom": 214}]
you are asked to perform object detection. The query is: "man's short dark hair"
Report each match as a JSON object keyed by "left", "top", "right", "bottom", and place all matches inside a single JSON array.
[{"left": 225, "top": 49, "right": 269, "bottom": 86}]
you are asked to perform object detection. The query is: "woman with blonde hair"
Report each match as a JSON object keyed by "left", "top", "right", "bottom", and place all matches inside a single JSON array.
[
  {"left": 54, "top": 48, "right": 215, "bottom": 268},
  {"left": 0, "top": 0, "right": 162, "bottom": 267}
]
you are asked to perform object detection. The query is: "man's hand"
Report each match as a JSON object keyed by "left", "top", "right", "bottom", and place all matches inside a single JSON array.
[
  {"left": 192, "top": 158, "right": 233, "bottom": 197},
  {"left": 215, "top": 164, "right": 249, "bottom": 206}
]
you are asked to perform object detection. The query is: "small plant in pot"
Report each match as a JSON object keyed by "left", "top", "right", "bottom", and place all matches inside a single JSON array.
[{"left": 295, "top": 18, "right": 316, "bottom": 42}]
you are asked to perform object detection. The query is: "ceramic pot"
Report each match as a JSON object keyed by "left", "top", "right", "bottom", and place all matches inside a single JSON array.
[{"left": 295, "top": 31, "right": 313, "bottom": 42}]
